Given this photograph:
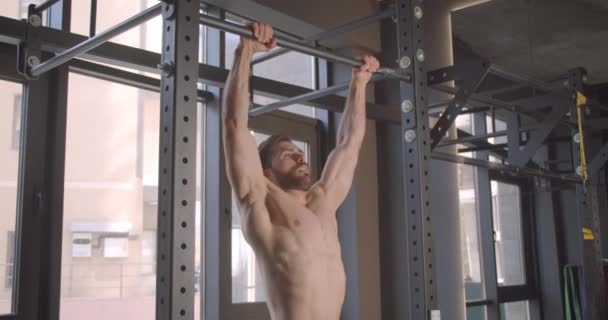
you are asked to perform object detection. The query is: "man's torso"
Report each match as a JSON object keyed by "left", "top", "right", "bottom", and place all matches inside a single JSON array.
[{"left": 241, "top": 180, "right": 346, "bottom": 320}]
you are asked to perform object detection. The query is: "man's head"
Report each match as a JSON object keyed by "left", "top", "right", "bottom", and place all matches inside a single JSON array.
[{"left": 258, "top": 135, "right": 312, "bottom": 191}]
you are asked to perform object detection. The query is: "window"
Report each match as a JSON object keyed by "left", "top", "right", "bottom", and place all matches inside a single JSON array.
[
  {"left": 61, "top": 74, "right": 157, "bottom": 315},
  {"left": 11, "top": 95, "right": 22, "bottom": 150},
  {"left": 0, "top": 80, "right": 22, "bottom": 314},
  {"left": 491, "top": 180, "right": 526, "bottom": 286},
  {"left": 4, "top": 232, "right": 15, "bottom": 290},
  {"left": 500, "top": 301, "right": 530, "bottom": 320},
  {"left": 60, "top": 73, "right": 203, "bottom": 320},
  {"left": 456, "top": 115, "right": 483, "bottom": 300},
  {"left": 466, "top": 305, "right": 486, "bottom": 320},
  {"left": 71, "top": 0, "right": 162, "bottom": 53}
]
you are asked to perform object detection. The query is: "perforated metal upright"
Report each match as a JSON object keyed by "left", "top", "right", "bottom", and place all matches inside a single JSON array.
[
  {"left": 568, "top": 68, "right": 605, "bottom": 320},
  {"left": 396, "top": 0, "right": 439, "bottom": 319},
  {"left": 156, "top": 1, "right": 200, "bottom": 319}
]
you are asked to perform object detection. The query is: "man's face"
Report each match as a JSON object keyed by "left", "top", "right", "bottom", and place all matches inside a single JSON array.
[{"left": 264, "top": 141, "right": 312, "bottom": 191}]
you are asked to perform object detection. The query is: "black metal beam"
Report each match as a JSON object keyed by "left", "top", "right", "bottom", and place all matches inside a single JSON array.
[
  {"left": 155, "top": 1, "right": 199, "bottom": 319},
  {"left": 567, "top": 68, "right": 606, "bottom": 320},
  {"left": 507, "top": 97, "right": 570, "bottom": 166},
  {"left": 465, "top": 300, "right": 492, "bottom": 307},
  {"left": 456, "top": 129, "right": 508, "bottom": 160},
  {"left": 68, "top": 59, "right": 213, "bottom": 102},
  {"left": 89, "top": 0, "right": 97, "bottom": 37},
  {"left": 429, "top": 57, "right": 489, "bottom": 149},
  {"left": 396, "top": 1, "right": 438, "bottom": 319},
  {"left": 430, "top": 84, "right": 577, "bottom": 129},
  {"left": 0, "top": 16, "right": 400, "bottom": 123},
  {"left": 438, "top": 130, "right": 506, "bottom": 147},
  {"left": 431, "top": 151, "right": 581, "bottom": 182},
  {"left": 458, "top": 143, "right": 507, "bottom": 153}
]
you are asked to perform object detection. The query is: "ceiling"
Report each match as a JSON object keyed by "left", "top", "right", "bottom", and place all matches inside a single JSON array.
[{"left": 451, "top": 0, "right": 608, "bottom": 85}]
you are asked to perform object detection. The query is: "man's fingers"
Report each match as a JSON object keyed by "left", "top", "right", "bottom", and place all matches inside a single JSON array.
[
  {"left": 268, "top": 37, "right": 277, "bottom": 49},
  {"left": 259, "top": 23, "right": 267, "bottom": 43},
  {"left": 265, "top": 24, "right": 274, "bottom": 43},
  {"left": 251, "top": 23, "right": 259, "bottom": 40}
]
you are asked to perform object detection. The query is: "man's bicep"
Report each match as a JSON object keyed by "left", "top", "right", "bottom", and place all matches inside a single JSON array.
[
  {"left": 318, "top": 144, "right": 359, "bottom": 206},
  {"left": 223, "top": 125, "right": 265, "bottom": 199}
]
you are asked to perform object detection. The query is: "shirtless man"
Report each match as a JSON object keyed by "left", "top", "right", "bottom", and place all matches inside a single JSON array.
[{"left": 222, "top": 21, "right": 379, "bottom": 320}]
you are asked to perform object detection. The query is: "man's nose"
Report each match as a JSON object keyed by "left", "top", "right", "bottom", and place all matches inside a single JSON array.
[{"left": 294, "top": 153, "right": 304, "bottom": 163}]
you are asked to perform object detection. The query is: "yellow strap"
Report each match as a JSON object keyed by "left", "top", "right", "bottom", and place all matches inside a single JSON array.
[
  {"left": 583, "top": 228, "right": 594, "bottom": 240},
  {"left": 576, "top": 92, "right": 588, "bottom": 182}
]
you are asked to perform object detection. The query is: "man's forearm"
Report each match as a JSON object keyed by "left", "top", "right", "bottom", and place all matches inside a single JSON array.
[
  {"left": 222, "top": 44, "right": 255, "bottom": 127},
  {"left": 336, "top": 82, "right": 366, "bottom": 147}
]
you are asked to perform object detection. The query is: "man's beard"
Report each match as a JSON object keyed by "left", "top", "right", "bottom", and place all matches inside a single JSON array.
[{"left": 276, "top": 165, "right": 312, "bottom": 191}]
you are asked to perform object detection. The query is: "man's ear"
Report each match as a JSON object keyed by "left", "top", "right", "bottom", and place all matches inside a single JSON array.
[{"left": 262, "top": 168, "right": 272, "bottom": 179}]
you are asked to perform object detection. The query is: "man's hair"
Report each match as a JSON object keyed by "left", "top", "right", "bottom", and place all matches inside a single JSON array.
[{"left": 258, "top": 135, "right": 292, "bottom": 169}]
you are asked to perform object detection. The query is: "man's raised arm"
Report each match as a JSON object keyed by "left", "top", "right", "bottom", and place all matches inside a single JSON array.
[
  {"left": 222, "top": 23, "right": 276, "bottom": 207},
  {"left": 316, "top": 56, "right": 379, "bottom": 209}
]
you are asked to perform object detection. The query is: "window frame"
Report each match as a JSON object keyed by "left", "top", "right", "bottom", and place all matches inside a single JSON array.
[{"left": 488, "top": 172, "right": 537, "bottom": 303}]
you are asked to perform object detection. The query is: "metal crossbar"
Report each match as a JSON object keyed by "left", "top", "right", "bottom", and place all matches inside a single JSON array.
[
  {"left": 30, "top": 3, "right": 162, "bottom": 77},
  {"left": 199, "top": 13, "right": 410, "bottom": 82},
  {"left": 252, "top": 9, "right": 394, "bottom": 65}
]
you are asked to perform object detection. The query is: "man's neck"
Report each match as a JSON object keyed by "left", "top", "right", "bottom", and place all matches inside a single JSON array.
[{"left": 284, "top": 188, "right": 308, "bottom": 205}]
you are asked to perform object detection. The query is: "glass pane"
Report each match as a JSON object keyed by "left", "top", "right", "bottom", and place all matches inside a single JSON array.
[
  {"left": 459, "top": 163, "right": 483, "bottom": 299},
  {"left": 456, "top": 115, "right": 484, "bottom": 299},
  {"left": 0, "top": 0, "right": 48, "bottom": 24},
  {"left": 254, "top": 94, "right": 315, "bottom": 119},
  {"left": 0, "top": 80, "right": 22, "bottom": 314},
  {"left": 194, "top": 102, "right": 203, "bottom": 320},
  {"left": 491, "top": 181, "right": 526, "bottom": 286},
  {"left": 253, "top": 52, "right": 314, "bottom": 89},
  {"left": 71, "top": 0, "right": 162, "bottom": 53},
  {"left": 231, "top": 132, "right": 309, "bottom": 303},
  {"left": 500, "top": 301, "right": 530, "bottom": 320},
  {"left": 486, "top": 116, "right": 507, "bottom": 145},
  {"left": 61, "top": 74, "right": 203, "bottom": 319},
  {"left": 466, "top": 306, "right": 487, "bottom": 320},
  {"left": 61, "top": 73, "right": 157, "bottom": 319}
]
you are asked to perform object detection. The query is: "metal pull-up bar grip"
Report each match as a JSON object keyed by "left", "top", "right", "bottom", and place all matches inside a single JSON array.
[
  {"left": 199, "top": 14, "right": 411, "bottom": 82},
  {"left": 30, "top": 3, "right": 163, "bottom": 77},
  {"left": 251, "top": 9, "right": 394, "bottom": 65}
]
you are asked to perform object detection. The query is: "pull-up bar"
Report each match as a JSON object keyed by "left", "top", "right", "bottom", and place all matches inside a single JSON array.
[
  {"left": 249, "top": 74, "right": 386, "bottom": 117},
  {"left": 251, "top": 9, "right": 394, "bottom": 65},
  {"left": 199, "top": 13, "right": 411, "bottom": 82}
]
